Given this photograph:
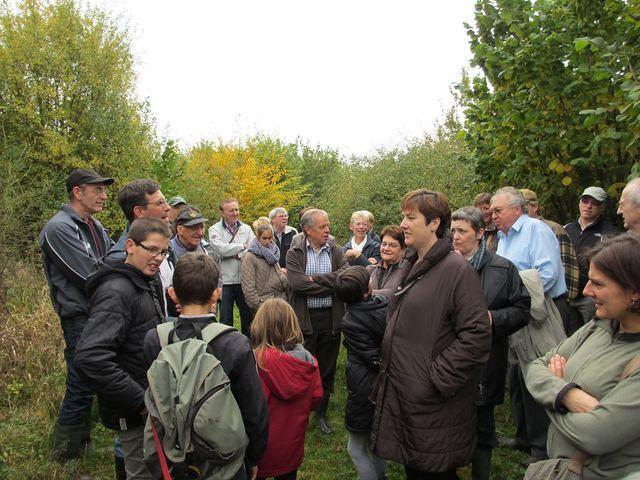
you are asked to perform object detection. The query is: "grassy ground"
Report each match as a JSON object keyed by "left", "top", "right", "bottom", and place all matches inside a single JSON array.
[{"left": 0, "top": 264, "right": 528, "bottom": 479}]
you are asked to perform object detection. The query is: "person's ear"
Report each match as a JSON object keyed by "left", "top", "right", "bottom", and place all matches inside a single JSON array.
[
  {"left": 430, "top": 217, "right": 441, "bottom": 232},
  {"left": 125, "top": 238, "right": 136, "bottom": 255},
  {"left": 132, "top": 204, "right": 144, "bottom": 218},
  {"left": 476, "top": 228, "right": 485, "bottom": 241},
  {"left": 211, "top": 287, "right": 222, "bottom": 305},
  {"left": 168, "top": 287, "right": 179, "bottom": 305}
]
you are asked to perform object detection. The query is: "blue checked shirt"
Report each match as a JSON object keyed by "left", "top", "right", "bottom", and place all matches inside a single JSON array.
[{"left": 305, "top": 240, "right": 333, "bottom": 309}]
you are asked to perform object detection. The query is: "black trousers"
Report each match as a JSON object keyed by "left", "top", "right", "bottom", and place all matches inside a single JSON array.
[
  {"left": 303, "top": 308, "right": 340, "bottom": 394},
  {"left": 508, "top": 363, "right": 549, "bottom": 459},
  {"left": 220, "top": 284, "right": 253, "bottom": 337}
]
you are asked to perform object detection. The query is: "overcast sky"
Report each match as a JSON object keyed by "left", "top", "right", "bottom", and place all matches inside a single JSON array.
[{"left": 85, "top": 1, "right": 477, "bottom": 156}]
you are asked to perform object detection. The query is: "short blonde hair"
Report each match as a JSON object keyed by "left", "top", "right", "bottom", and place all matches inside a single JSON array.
[{"left": 350, "top": 211, "right": 370, "bottom": 225}]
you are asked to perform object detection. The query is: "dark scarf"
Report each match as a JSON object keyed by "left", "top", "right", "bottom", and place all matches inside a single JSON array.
[
  {"left": 247, "top": 238, "right": 280, "bottom": 265},
  {"left": 468, "top": 237, "right": 489, "bottom": 272}
]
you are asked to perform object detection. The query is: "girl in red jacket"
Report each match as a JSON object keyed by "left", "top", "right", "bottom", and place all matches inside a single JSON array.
[{"left": 251, "top": 298, "right": 323, "bottom": 480}]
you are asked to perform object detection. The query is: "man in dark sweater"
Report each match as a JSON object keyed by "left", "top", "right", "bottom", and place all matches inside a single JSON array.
[
  {"left": 75, "top": 218, "right": 170, "bottom": 479},
  {"left": 565, "top": 187, "right": 620, "bottom": 329},
  {"left": 40, "top": 168, "right": 114, "bottom": 461}
]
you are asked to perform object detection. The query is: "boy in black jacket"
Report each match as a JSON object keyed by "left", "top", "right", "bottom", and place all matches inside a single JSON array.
[
  {"left": 75, "top": 217, "right": 170, "bottom": 479},
  {"left": 334, "top": 266, "right": 388, "bottom": 480},
  {"left": 143, "top": 253, "right": 268, "bottom": 480}
]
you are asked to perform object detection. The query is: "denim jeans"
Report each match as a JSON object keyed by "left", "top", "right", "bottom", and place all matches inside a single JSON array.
[
  {"left": 58, "top": 316, "right": 94, "bottom": 425},
  {"left": 220, "top": 284, "right": 253, "bottom": 337}
]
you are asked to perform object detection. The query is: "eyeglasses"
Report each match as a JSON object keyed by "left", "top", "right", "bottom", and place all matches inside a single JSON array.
[
  {"left": 381, "top": 241, "right": 401, "bottom": 248},
  {"left": 580, "top": 197, "right": 602, "bottom": 206},
  {"left": 79, "top": 185, "right": 107, "bottom": 194},
  {"left": 490, "top": 206, "right": 512, "bottom": 216},
  {"left": 135, "top": 241, "right": 169, "bottom": 258},
  {"left": 141, "top": 198, "right": 168, "bottom": 207}
]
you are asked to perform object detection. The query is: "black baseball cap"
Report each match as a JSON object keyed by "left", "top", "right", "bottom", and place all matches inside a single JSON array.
[
  {"left": 176, "top": 209, "right": 208, "bottom": 227},
  {"left": 66, "top": 168, "right": 114, "bottom": 192}
]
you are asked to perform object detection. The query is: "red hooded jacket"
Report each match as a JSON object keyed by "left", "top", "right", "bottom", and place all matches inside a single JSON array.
[{"left": 256, "top": 346, "right": 323, "bottom": 477}]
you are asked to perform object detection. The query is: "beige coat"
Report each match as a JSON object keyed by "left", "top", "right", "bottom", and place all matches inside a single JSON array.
[{"left": 240, "top": 251, "right": 288, "bottom": 312}]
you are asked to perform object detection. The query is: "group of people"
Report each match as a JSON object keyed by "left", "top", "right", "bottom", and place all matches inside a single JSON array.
[{"left": 39, "top": 167, "right": 640, "bottom": 480}]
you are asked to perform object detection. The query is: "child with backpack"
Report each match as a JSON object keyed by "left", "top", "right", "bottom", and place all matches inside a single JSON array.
[
  {"left": 250, "top": 298, "right": 323, "bottom": 480},
  {"left": 142, "top": 252, "right": 269, "bottom": 480},
  {"left": 334, "top": 266, "right": 388, "bottom": 480}
]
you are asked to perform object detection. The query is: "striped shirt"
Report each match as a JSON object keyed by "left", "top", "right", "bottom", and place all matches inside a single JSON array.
[{"left": 305, "top": 240, "right": 332, "bottom": 309}]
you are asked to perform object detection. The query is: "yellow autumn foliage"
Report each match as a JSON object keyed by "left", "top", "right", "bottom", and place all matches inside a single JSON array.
[{"left": 177, "top": 141, "right": 308, "bottom": 224}]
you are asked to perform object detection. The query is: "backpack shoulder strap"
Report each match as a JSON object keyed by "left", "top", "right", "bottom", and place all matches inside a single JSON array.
[
  {"left": 201, "top": 322, "right": 236, "bottom": 344},
  {"left": 157, "top": 321, "right": 176, "bottom": 348},
  {"left": 620, "top": 353, "right": 640, "bottom": 381}
]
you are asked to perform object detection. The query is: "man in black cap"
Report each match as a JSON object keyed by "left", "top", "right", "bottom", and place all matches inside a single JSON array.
[
  {"left": 171, "top": 206, "right": 212, "bottom": 259},
  {"left": 39, "top": 168, "right": 114, "bottom": 461}
]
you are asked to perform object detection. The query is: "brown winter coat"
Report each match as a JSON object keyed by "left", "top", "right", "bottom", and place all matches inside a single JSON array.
[
  {"left": 286, "top": 237, "right": 348, "bottom": 335},
  {"left": 371, "top": 238, "right": 492, "bottom": 472},
  {"left": 240, "top": 251, "right": 288, "bottom": 312}
]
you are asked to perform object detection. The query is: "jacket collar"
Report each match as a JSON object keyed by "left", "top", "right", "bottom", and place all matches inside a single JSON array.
[{"left": 398, "top": 237, "right": 453, "bottom": 293}]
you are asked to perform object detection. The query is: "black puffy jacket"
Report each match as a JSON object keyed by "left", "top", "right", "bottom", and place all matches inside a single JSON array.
[
  {"left": 476, "top": 253, "right": 530, "bottom": 405},
  {"left": 342, "top": 295, "right": 388, "bottom": 432},
  {"left": 74, "top": 258, "right": 166, "bottom": 430}
]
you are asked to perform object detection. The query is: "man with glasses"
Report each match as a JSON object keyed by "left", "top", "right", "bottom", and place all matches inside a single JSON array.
[
  {"left": 40, "top": 168, "right": 114, "bottom": 461},
  {"left": 490, "top": 186, "right": 566, "bottom": 466},
  {"left": 75, "top": 218, "right": 171, "bottom": 479},
  {"left": 107, "top": 179, "right": 175, "bottom": 313},
  {"left": 565, "top": 187, "right": 619, "bottom": 327}
]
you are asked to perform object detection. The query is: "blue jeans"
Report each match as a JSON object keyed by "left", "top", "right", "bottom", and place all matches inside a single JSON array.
[
  {"left": 220, "top": 284, "right": 253, "bottom": 337},
  {"left": 58, "top": 316, "right": 94, "bottom": 425}
]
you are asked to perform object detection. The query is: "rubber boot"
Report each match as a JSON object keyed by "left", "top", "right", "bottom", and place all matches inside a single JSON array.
[
  {"left": 115, "top": 453, "right": 127, "bottom": 480},
  {"left": 315, "top": 393, "right": 333, "bottom": 435},
  {"left": 114, "top": 436, "right": 126, "bottom": 480},
  {"left": 80, "top": 409, "right": 93, "bottom": 456},
  {"left": 471, "top": 447, "right": 492, "bottom": 480},
  {"left": 51, "top": 422, "right": 85, "bottom": 462}
]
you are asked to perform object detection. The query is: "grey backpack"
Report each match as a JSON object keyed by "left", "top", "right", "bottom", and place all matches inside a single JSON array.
[{"left": 143, "top": 321, "right": 249, "bottom": 480}]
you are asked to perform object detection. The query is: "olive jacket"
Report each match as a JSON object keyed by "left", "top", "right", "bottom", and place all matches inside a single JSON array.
[{"left": 526, "top": 320, "right": 640, "bottom": 479}]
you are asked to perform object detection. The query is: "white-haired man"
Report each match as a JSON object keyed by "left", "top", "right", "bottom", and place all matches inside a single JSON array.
[
  {"left": 491, "top": 186, "right": 566, "bottom": 465},
  {"left": 618, "top": 178, "right": 640, "bottom": 235},
  {"left": 269, "top": 207, "right": 297, "bottom": 269},
  {"left": 286, "top": 209, "right": 347, "bottom": 434}
]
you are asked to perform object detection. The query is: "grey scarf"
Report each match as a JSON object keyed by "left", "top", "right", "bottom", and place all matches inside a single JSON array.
[
  {"left": 469, "top": 237, "right": 489, "bottom": 272},
  {"left": 247, "top": 238, "right": 280, "bottom": 265}
]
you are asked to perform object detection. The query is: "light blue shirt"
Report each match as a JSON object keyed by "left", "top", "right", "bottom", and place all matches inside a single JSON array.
[{"left": 497, "top": 214, "right": 567, "bottom": 298}]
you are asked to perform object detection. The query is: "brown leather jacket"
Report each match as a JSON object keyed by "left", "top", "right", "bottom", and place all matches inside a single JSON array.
[
  {"left": 371, "top": 238, "right": 492, "bottom": 472},
  {"left": 286, "top": 236, "right": 348, "bottom": 335}
]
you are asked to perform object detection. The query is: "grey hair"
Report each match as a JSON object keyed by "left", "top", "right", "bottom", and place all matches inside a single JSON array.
[
  {"left": 268, "top": 207, "right": 288, "bottom": 221},
  {"left": 301, "top": 208, "right": 327, "bottom": 233},
  {"left": 492, "top": 186, "right": 528, "bottom": 214},
  {"left": 451, "top": 207, "right": 485, "bottom": 233},
  {"left": 625, "top": 178, "right": 640, "bottom": 207}
]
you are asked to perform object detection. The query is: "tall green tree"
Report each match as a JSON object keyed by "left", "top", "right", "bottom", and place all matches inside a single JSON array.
[
  {"left": 457, "top": 0, "right": 639, "bottom": 220},
  {"left": 0, "top": 0, "right": 157, "bottom": 250}
]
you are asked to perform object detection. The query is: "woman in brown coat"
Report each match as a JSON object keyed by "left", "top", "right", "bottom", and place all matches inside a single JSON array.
[
  {"left": 371, "top": 189, "right": 492, "bottom": 480},
  {"left": 241, "top": 223, "right": 288, "bottom": 313}
]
